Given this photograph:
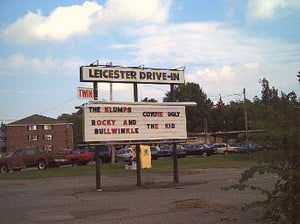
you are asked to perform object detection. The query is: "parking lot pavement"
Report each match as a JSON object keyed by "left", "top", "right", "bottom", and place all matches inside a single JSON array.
[{"left": 0, "top": 168, "right": 275, "bottom": 224}]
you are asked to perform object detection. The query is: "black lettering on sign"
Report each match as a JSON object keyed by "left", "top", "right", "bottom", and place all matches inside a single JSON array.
[
  {"left": 146, "top": 124, "right": 159, "bottom": 129},
  {"left": 168, "top": 112, "right": 180, "bottom": 117},
  {"left": 142, "top": 112, "right": 163, "bottom": 117},
  {"left": 89, "top": 107, "right": 101, "bottom": 113}
]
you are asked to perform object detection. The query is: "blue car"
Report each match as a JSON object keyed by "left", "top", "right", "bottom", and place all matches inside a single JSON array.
[
  {"left": 237, "top": 143, "right": 260, "bottom": 154},
  {"left": 186, "top": 143, "right": 215, "bottom": 157}
]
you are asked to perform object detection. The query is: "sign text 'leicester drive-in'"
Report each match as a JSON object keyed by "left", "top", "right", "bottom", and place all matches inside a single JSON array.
[
  {"left": 83, "top": 103, "right": 187, "bottom": 142},
  {"left": 80, "top": 66, "right": 185, "bottom": 84}
]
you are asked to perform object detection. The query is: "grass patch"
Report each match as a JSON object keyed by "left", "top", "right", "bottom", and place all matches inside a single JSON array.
[
  {"left": 0, "top": 153, "right": 260, "bottom": 180},
  {"left": 146, "top": 153, "right": 259, "bottom": 173}
]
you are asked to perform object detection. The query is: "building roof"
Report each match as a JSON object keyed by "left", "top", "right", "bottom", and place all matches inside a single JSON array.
[{"left": 6, "top": 114, "right": 71, "bottom": 126}]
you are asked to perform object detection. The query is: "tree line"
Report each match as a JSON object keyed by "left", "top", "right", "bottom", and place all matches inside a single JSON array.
[{"left": 59, "top": 78, "right": 299, "bottom": 144}]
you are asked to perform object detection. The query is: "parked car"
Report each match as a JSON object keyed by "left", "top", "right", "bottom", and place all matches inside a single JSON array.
[
  {"left": 0, "top": 148, "right": 56, "bottom": 173},
  {"left": 186, "top": 143, "right": 215, "bottom": 157},
  {"left": 212, "top": 143, "right": 238, "bottom": 154},
  {"left": 54, "top": 149, "right": 94, "bottom": 167},
  {"left": 116, "top": 147, "right": 134, "bottom": 162},
  {"left": 150, "top": 146, "right": 161, "bottom": 160},
  {"left": 158, "top": 144, "right": 187, "bottom": 158},
  {"left": 82, "top": 145, "right": 111, "bottom": 163},
  {"left": 236, "top": 143, "right": 261, "bottom": 154}
]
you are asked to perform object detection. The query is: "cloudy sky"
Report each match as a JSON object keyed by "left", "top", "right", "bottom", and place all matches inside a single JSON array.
[{"left": 0, "top": 0, "right": 299, "bottom": 122}]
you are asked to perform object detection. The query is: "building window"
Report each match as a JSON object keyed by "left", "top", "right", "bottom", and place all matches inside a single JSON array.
[
  {"left": 28, "top": 125, "right": 37, "bottom": 130},
  {"left": 44, "top": 135, "right": 53, "bottom": 140},
  {"left": 43, "top": 125, "right": 52, "bottom": 130},
  {"left": 44, "top": 145, "right": 53, "bottom": 152},
  {"left": 29, "top": 135, "right": 38, "bottom": 141}
]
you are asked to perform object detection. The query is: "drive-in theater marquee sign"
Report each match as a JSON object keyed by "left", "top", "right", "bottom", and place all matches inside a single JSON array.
[
  {"left": 80, "top": 65, "right": 185, "bottom": 84},
  {"left": 83, "top": 102, "right": 187, "bottom": 142},
  {"left": 80, "top": 63, "right": 189, "bottom": 188}
]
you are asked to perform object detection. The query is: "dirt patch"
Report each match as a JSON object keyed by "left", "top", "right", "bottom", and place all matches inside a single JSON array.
[
  {"left": 173, "top": 198, "right": 220, "bottom": 209},
  {"left": 70, "top": 208, "right": 127, "bottom": 219}
]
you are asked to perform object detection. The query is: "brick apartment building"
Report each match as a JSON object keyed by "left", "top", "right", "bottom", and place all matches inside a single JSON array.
[{"left": 5, "top": 114, "right": 74, "bottom": 152}]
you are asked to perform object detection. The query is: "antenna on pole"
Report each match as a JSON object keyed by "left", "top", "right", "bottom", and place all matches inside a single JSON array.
[
  {"left": 90, "top": 59, "right": 100, "bottom": 66},
  {"left": 107, "top": 62, "right": 113, "bottom": 101}
]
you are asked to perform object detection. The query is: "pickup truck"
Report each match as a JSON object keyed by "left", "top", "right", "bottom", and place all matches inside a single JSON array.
[
  {"left": 54, "top": 149, "right": 94, "bottom": 167},
  {"left": 0, "top": 148, "right": 56, "bottom": 173}
]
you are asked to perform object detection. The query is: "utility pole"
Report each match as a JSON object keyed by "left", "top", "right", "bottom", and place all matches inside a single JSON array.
[
  {"left": 243, "top": 88, "right": 248, "bottom": 146},
  {"left": 107, "top": 62, "right": 115, "bottom": 164},
  {"left": 108, "top": 62, "right": 113, "bottom": 101}
]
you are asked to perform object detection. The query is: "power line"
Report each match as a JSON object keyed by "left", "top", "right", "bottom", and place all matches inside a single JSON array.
[{"left": 39, "top": 96, "right": 77, "bottom": 115}]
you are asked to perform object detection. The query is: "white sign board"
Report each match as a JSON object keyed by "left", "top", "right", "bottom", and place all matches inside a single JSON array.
[
  {"left": 77, "top": 87, "right": 94, "bottom": 99},
  {"left": 80, "top": 66, "right": 185, "bottom": 84},
  {"left": 83, "top": 103, "right": 187, "bottom": 142}
]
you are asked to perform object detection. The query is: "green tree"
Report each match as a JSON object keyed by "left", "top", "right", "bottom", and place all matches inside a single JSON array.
[
  {"left": 141, "top": 97, "right": 158, "bottom": 102},
  {"left": 210, "top": 95, "right": 226, "bottom": 131},
  {"left": 163, "top": 82, "right": 213, "bottom": 132},
  {"left": 57, "top": 110, "right": 83, "bottom": 145},
  {"left": 229, "top": 79, "right": 300, "bottom": 223},
  {"left": 260, "top": 78, "right": 280, "bottom": 106}
]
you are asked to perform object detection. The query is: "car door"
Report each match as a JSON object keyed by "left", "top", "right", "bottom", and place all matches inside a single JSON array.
[
  {"left": 215, "top": 144, "right": 226, "bottom": 154},
  {"left": 23, "top": 148, "right": 39, "bottom": 167},
  {"left": 9, "top": 150, "right": 25, "bottom": 169}
]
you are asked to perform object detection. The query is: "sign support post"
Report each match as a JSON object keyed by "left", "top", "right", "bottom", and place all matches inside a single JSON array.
[
  {"left": 134, "top": 83, "right": 142, "bottom": 187},
  {"left": 171, "top": 84, "right": 179, "bottom": 183},
  {"left": 93, "top": 81, "right": 102, "bottom": 191},
  {"left": 173, "top": 142, "right": 178, "bottom": 183}
]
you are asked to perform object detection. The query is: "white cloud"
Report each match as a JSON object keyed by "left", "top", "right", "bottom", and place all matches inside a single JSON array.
[
  {"left": 35, "top": 1, "right": 101, "bottom": 41},
  {"left": 123, "top": 22, "right": 300, "bottom": 70},
  {"left": 1, "top": 1, "right": 100, "bottom": 44},
  {"left": 186, "top": 63, "right": 262, "bottom": 101},
  {"left": 128, "top": 22, "right": 263, "bottom": 66},
  {"left": 0, "top": 54, "right": 83, "bottom": 76},
  {"left": 1, "top": 0, "right": 171, "bottom": 44},
  {"left": 100, "top": 0, "right": 170, "bottom": 26},
  {"left": 106, "top": 21, "right": 299, "bottom": 100},
  {"left": 247, "top": 0, "right": 300, "bottom": 21}
]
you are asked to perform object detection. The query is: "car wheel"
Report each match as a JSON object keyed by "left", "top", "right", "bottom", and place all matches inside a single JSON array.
[
  {"left": 37, "top": 160, "right": 47, "bottom": 170},
  {"left": 72, "top": 160, "right": 80, "bottom": 167},
  {"left": 202, "top": 152, "right": 208, "bottom": 157},
  {"left": 13, "top": 168, "right": 22, "bottom": 171},
  {"left": 0, "top": 164, "right": 9, "bottom": 173}
]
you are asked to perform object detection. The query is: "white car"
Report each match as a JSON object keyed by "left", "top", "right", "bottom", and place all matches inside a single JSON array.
[
  {"left": 213, "top": 143, "right": 238, "bottom": 154},
  {"left": 116, "top": 148, "right": 134, "bottom": 161}
]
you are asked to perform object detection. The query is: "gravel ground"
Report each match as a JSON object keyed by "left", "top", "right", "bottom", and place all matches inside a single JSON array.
[{"left": 0, "top": 168, "right": 276, "bottom": 224}]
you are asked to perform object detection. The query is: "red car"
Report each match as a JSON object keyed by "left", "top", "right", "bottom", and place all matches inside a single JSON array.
[{"left": 54, "top": 149, "right": 94, "bottom": 167}]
